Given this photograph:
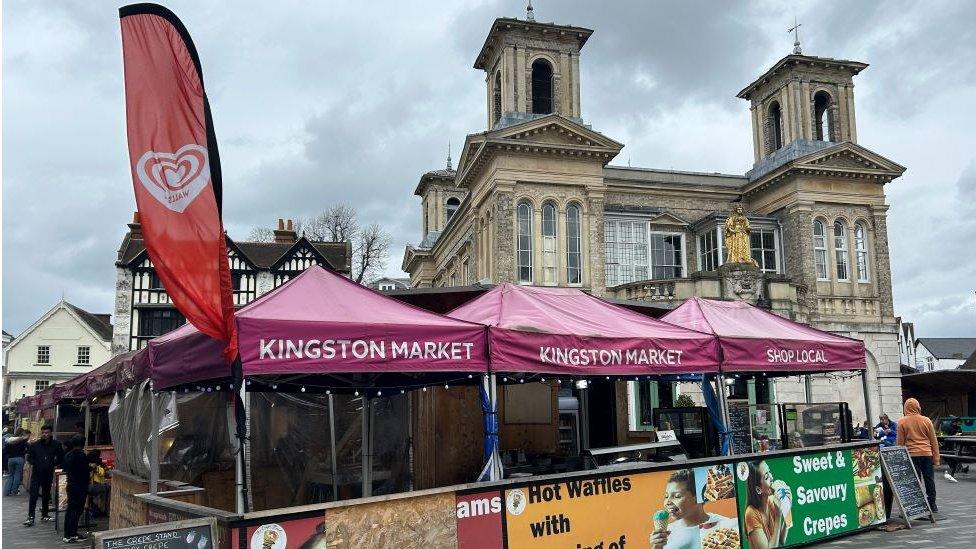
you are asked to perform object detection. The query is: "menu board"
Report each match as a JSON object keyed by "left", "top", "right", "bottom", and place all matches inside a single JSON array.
[
  {"left": 734, "top": 446, "right": 885, "bottom": 548},
  {"left": 503, "top": 465, "right": 741, "bottom": 549},
  {"left": 95, "top": 518, "right": 216, "bottom": 549},
  {"left": 728, "top": 401, "right": 751, "bottom": 455},
  {"left": 880, "top": 446, "right": 933, "bottom": 522}
]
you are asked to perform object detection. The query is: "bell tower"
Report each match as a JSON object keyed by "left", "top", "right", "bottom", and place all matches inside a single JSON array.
[
  {"left": 738, "top": 47, "right": 868, "bottom": 164},
  {"left": 474, "top": 4, "right": 592, "bottom": 129}
]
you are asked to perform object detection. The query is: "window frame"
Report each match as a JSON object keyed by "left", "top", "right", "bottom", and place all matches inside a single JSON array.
[
  {"left": 604, "top": 218, "right": 686, "bottom": 286},
  {"left": 697, "top": 227, "right": 720, "bottom": 272},
  {"left": 35, "top": 380, "right": 51, "bottom": 393},
  {"left": 813, "top": 219, "right": 829, "bottom": 281},
  {"left": 854, "top": 222, "right": 870, "bottom": 282},
  {"left": 566, "top": 203, "right": 583, "bottom": 286},
  {"left": 77, "top": 346, "right": 91, "bottom": 366},
  {"left": 750, "top": 227, "right": 780, "bottom": 274},
  {"left": 36, "top": 345, "right": 51, "bottom": 365},
  {"left": 516, "top": 201, "right": 534, "bottom": 284},
  {"left": 446, "top": 197, "right": 460, "bottom": 224},
  {"left": 541, "top": 202, "right": 558, "bottom": 286},
  {"left": 833, "top": 220, "right": 850, "bottom": 282},
  {"left": 530, "top": 59, "right": 554, "bottom": 115},
  {"left": 649, "top": 231, "right": 686, "bottom": 280}
]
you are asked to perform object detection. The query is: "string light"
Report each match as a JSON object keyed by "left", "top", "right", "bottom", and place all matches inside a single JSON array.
[
  {"left": 444, "top": 384, "right": 450, "bottom": 389},
  {"left": 300, "top": 386, "right": 306, "bottom": 392},
  {"left": 422, "top": 387, "right": 427, "bottom": 392},
  {"left": 272, "top": 384, "right": 278, "bottom": 390},
  {"left": 326, "top": 390, "right": 331, "bottom": 395},
  {"left": 215, "top": 385, "right": 221, "bottom": 390},
  {"left": 377, "top": 390, "right": 382, "bottom": 396},
  {"left": 400, "top": 389, "right": 405, "bottom": 394}
]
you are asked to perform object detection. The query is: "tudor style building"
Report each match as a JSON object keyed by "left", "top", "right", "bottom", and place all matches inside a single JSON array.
[
  {"left": 403, "top": 11, "right": 907, "bottom": 426},
  {"left": 112, "top": 215, "right": 351, "bottom": 354}
]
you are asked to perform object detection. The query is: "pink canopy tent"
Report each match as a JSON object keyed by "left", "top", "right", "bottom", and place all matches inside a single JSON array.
[
  {"left": 662, "top": 297, "right": 866, "bottom": 373},
  {"left": 447, "top": 284, "right": 721, "bottom": 375},
  {"left": 148, "top": 266, "right": 489, "bottom": 389}
]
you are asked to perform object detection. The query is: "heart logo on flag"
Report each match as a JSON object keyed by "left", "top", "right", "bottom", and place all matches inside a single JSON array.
[{"left": 135, "top": 144, "right": 211, "bottom": 213}]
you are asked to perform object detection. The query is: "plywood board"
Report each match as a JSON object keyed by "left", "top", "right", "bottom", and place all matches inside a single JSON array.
[{"left": 325, "top": 491, "right": 457, "bottom": 548}]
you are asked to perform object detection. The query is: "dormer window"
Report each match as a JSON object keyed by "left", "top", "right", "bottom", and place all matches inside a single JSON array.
[{"left": 531, "top": 59, "right": 553, "bottom": 115}]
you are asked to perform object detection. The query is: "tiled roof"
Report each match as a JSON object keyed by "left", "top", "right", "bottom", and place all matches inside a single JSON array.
[
  {"left": 118, "top": 236, "right": 350, "bottom": 273},
  {"left": 916, "top": 338, "right": 976, "bottom": 360},
  {"left": 65, "top": 303, "right": 113, "bottom": 342}
]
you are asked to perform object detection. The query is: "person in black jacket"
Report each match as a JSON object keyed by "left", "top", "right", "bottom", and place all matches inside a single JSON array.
[
  {"left": 61, "top": 435, "right": 90, "bottom": 543},
  {"left": 23, "top": 424, "right": 63, "bottom": 526}
]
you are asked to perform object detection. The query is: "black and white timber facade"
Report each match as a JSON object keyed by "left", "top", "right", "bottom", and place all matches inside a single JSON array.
[{"left": 112, "top": 216, "right": 351, "bottom": 354}]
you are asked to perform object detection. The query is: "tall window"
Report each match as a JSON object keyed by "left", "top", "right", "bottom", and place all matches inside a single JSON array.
[
  {"left": 768, "top": 101, "right": 783, "bottom": 152},
  {"left": 814, "top": 91, "right": 834, "bottom": 141},
  {"left": 36, "top": 345, "right": 51, "bottom": 365},
  {"left": 813, "top": 220, "right": 828, "bottom": 280},
  {"left": 698, "top": 229, "right": 720, "bottom": 272},
  {"left": 138, "top": 308, "right": 185, "bottom": 339},
  {"left": 35, "top": 380, "right": 50, "bottom": 393},
  {"left": 650, "top": 234, "right": 684, "bottom": 279},
  {"left": 833, "top": 221, "right": 850, "bottom": 281},
  {"left": 854, "top": 222, "right": 869, "bottom": 282},
  {"left": 516, "top": 202, "right": 533, "bottom": 283},
  {"left": 446, "top": 197, "right": 460, "bottom": 224},
  {"left": 750, "top": 228, "right": 779, "bottom": 274},
  {"left": 604, "top": 220, "right": 648, "bottom": 287},
  {"left": 493, "top": 72, "right": 502, "bottom": 125},
  {"left": 566, "top": 204, "right": 582, "bottom": 285},
  {"left": 77, "top": 346, "right": 91, "bottom": 365},
  {"left": 541, "top": 202, "right": 557, "bottom": 285},
  {"left": 531, "top": 59, "right": 553, "bottom": 115}
]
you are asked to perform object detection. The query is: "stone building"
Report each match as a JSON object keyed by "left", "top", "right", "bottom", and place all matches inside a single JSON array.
[
  {"left": 402, "top": 9, "right": 907, "bottom": 433},
  {"left": 111, "top": 215, "right": 351, "bottom": 354}
]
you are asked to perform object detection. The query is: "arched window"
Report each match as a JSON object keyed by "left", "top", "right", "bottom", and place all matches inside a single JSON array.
[
  {"left": 493, "top": 72, "right": 502, "bottom": 125},
  {"left": 833, "top": 220, "right": 850, "bottom": 281},
  {"left": 566, "top": 204, "right": 582, "bottom": 284},
  {"left": 813, "top": 220, "right": 828, "bottom": 280},
  {"left": 541, "top": 202, "right": 557, "bottom": 285},
  {"left": 767, "top": 101, "right": 783, "bottom": 153},
  {"left": 531, "top": 59, "right": 553, "bottom": 115},
  {"left": 517, "top": 202, "right": 533, "bottom": 283},
  {"left": 814, "top": 91, "right": 834, "bottom": 141},
  {"left": 854, "top": 222, "right": 869, "bottom": 282},
  {"left": 446, "top": 197, "right": 460, "bottom": 224}
]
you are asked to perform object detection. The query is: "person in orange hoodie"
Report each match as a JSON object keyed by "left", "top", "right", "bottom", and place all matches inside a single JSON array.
[{"left": 895, "top": 398, "right": 940, "bottom": 513}]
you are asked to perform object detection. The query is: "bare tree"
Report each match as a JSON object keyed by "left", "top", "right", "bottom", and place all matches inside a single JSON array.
[
  {"left": 247, "top": 226, "right": 274, "bottom": 242},
  {"left": 354, "top": 223, "right": 392, "bottom": 283},
  {"left": 247, "top": 204, "right": 392, "bottom": 284}
]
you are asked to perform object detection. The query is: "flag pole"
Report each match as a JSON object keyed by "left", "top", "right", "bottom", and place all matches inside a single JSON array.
[{"left": 232, "top": 355, "right": 249, "bottom": 514}]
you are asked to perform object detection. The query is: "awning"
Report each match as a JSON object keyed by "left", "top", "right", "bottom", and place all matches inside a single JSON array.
[
  {"left": 662, "top": 297, "right": 866, "bottom": 373},
  {"left": 149, "top": 266, "right": 489, "bottom": 389},
  {"left": 447, "top": 284, "right": 720, "bottom": 375}
]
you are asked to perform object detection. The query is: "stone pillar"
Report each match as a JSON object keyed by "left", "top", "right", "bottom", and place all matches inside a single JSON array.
[
  {"left": 493, "top": 188, "right": 516, "bottom": 284},
  {"left": 870, "top": 205, "right": 895, "bottom": 319},
  {"left": 837, "top": 84, "right": 851, "bottom": 142},
  {"left": 571, "top": 53, "right": 581, "bottom": 118},
  {"left": 515, "top": 47, "right": 526, "bottom": 112},
  {"left": 782, "top": 202, "right": 818, "bottom": 312},
  {"left": 586, "top": 194, "right": 606, "bottom": 293},
  {"left": 751, "top": 105, "right": 761, "bottom": 164},
  {"left": 111, "top": 267, "right": 133, "bottom": 355},
  {"left": 846, "top": 85, "right": 858, "bottom": 143}
]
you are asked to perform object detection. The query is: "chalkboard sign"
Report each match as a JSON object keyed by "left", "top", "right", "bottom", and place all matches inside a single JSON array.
[
  {"left": 728, "top": 401, "right": 751, "bottom": 455},
  {"left": 95, "top": 517, "right": 217, "bottom": 549},
  {"left": 880, "top": 445, "right": 934, "bottom": 526}
]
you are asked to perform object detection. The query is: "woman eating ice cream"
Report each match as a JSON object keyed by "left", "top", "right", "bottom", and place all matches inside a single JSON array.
[{"left": 650, "top": 469, "right": 735, "bottom": 549}]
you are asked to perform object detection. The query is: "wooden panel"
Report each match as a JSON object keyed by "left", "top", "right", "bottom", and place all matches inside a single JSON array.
[
  {"left": 498, "top": 383, "right": 558, "bottom": 455},
  {"left": 434, "top": 387, "right": 484, "bottom": 487},
  {"left": 503, "top": 383, "right": 552, "bottom": 424},
  {"left": 109, "top": 473, "right": 149, "bottom": 530},
  {"left": 325, "top": 491, "right": 457, "bottom": 548},
  {"left": 411, "top": 390, "right": 436, "bottom": 489}
]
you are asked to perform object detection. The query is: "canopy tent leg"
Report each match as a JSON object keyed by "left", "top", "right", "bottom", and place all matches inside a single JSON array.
[
  {"left": 329, "top": 394, "right": 339, "bottom": 501},
  {"left": 233, "top": 384, "right": 250, "bottom": 515},
  {"left": 715, "top": 374, "right": 731, "bottom": 429},
  {"left": 361, "top": 396, "right": 372, "bottom": 497},
  {"left": 83, "top": 400, "right": 91, "bottom": 449},
  {"left": 478, "top": 374, "right": 503, "bottom": 481},
  {"left": 861, "top": 370, "right": 874, "bottom": 427},
  {"left": 149, "top": 390, "right": 159, "bottom": 494},
  {"left": 805, "top": 375, "right": 813, "bottom": 403}
]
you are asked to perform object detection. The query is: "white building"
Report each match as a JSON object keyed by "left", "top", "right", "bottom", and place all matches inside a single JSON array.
[
  {"left": 896, "top": 317, "right": 917, "bottom": 371},
  {"left": 915, "top": 338, "right": 976, "bottom": 372},
  {"left": 3, "top": 301, "right": 113, "bottom": 405},
  {"left": 368, "top": 277, "right": 411, "bottom": 291}
]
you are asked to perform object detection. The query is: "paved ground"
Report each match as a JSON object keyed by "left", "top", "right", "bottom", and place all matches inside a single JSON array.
[
  {"left": 820, "top": 465, "right": 976, "bottom": 549},
  {"left": 1, "top": 487, "right": 108, "bottom": 548}
]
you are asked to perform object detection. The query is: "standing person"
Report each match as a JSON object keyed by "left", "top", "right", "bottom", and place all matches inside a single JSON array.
[
  {"left": 3, "top": 428, "right": 30, "bottom": 496},
  {"left": 874, "top": 414, "right": 897, "bottom": 447},
  {"left": 61, "top": 435, "right": 90, "bottom": 543},
  {"left": 23, "top": 424, "right": 63, "bottom": 526},
  {"left": 895, "top": 398, "right": 940, "bottom": 513}
]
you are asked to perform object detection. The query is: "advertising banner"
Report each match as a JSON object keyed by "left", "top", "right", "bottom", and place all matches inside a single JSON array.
[
  {"left": 456, "top": 490, "right": 504, "bottom": 548},
  {"left": 734, "top": 447, "right": 885, "bottom": 548},
  {"left": 233, "top": 515, "right": 326, "bottom": 549},
  {"left": 503, "top": 465, "right": 741, "bottom": 548}
]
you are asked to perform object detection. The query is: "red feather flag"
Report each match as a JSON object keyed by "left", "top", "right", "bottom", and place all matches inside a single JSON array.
[{"left": 120, "top": 4, "right": 237, "bottom": 363}]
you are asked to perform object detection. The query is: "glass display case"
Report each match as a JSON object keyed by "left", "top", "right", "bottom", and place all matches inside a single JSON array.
[
  {"left": 652, "top": 407, "right": 718, "bottom": 458},
  {"left": 780, "top": 402, "right": 851, "bottom": 449}
]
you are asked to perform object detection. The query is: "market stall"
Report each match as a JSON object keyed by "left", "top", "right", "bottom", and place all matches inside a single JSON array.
[
  {"left": 663, "top": 297, "right": 868, "bottom": 453},
  {"left": 447, "top": 284, "right": 724, "bottom": 474}
]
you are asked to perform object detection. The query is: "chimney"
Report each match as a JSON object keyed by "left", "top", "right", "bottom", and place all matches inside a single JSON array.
[
  {"left": 274, "top": 218, "right": 297, "bottom": 244},
  {"left": 128, "top": 211, "right": 142, "bottom": 239}
]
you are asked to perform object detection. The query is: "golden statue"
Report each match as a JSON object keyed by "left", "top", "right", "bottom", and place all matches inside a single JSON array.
[{"left": 724, "top": 204, "right": 758, "bottom": 266}]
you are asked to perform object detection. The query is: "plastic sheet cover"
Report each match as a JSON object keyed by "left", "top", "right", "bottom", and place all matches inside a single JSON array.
[
  {"left": 158, "top": 392, "right": 234, "bottom": 485},
  {"left": 108, "top": 381, "right": 152, "bottom": 478}
]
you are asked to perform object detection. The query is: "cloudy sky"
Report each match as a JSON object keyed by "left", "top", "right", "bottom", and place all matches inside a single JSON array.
[{"left": 3, "top": 0, "right": 974, "bottom": 338}]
